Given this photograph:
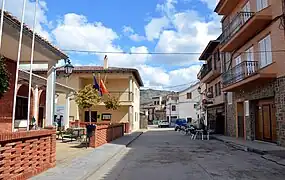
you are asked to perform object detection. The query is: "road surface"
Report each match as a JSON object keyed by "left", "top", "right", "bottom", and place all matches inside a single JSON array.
[{"left": 88, "top": 126, "right": 285, "bottom": 180}]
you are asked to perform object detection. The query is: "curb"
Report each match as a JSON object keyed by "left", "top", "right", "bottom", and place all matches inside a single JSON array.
[
  {"left": 211, "top": 136, "right": 266, "bottom": 155},
  {"left": 126, "top": 131, "right": 144, "bottom": 147}
]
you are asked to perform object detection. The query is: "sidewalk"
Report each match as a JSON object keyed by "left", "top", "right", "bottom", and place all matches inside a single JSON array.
[
  {"left": 31, "top": 131, "right": 144, "bottom": 180},
  {"left": 212, "top": 135, "right": 285, "bottom": 166}
]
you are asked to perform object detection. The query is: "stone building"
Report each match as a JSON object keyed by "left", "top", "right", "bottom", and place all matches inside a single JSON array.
[{"left": 215, "top": 0, "right": 285, "bottom": 146}]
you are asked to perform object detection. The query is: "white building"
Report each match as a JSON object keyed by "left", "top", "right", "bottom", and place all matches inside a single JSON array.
[
  {"left": 178, "top": 83, "right": 200, "bottom": 124},
  {"left": 165, "top": 93, "right": 179, "bottom": 123}
]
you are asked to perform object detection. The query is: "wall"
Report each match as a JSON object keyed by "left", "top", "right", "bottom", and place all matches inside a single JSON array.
[
  {"left": 178, "top": 84, "right": 200, "bottom": 122},
  {"left": 166, "top": 96, "right": 179, "bottom": 119},
  {"left": 0, "top": 58, "right": 16, "bottom": 132},
  {"left": 89, "top": 124, "right": 124, "bottom": 148},
  {"left": 132, "top": 78, "right": 140, "bottom": 131},
  {"left": 0, "top": 127, "right": 56, "bottom": 179}
]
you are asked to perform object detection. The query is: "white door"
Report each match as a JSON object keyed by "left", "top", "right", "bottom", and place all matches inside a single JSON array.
[
  {"left": 246, "top": 46, "right": 255, "bottom": 75},
  {"left": 257, "top": 0, "right": 268, "bottom": 11},
  {"left": 242, "top": 1, "right": 251, "bottom": 22},
  {"left": 235, "top": 55, "right": 243, "bottom": 81}
]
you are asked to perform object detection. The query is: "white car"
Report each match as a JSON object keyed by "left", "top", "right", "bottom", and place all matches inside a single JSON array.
[{"left": 158, "top": 120, "right": 170, "bottom": 128}]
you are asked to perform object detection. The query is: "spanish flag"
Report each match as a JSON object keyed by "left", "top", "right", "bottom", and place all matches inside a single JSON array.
[{"left": 100, "top": 79, "right": 109, "bottom": 95}]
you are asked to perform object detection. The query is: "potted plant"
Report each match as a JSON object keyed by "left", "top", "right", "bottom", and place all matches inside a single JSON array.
[{"left": 103, "top": 95, "right": 120, "bottom": 110}]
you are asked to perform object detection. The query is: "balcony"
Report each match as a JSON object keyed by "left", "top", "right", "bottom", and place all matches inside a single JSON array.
[
  {"left": 222, "top": 61, "right": 276, "bottom": 92},
  {"left": 215, "top": 0, "right": 239, "bottom": 15},
  {"left": 197, "top": 64, "right": 221, "bottom": 83},
  {"left": 98, "top": 91, "right": 134, "bottom": 106},
  {"left": 220, "top": 8, "right": 272, "bottom": 52}
]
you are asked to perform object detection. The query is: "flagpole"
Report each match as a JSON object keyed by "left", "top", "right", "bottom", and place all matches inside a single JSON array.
[
  {"left": 0, "top": 0, "right": 5, "bottom": 50},
  {"left": 11, "top": 0, "right": 27, "bottom": 132},
  {"left": 27, "top": 0, "right": 38, "bottom": 131}
]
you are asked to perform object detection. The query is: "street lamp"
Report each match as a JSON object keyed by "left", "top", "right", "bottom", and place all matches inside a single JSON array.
[
  {"left": 55, "top": 59, "right": 74, "bottom": 77},
  {"left": 197, "top": 86, "right": 202, "bottom": 94}
]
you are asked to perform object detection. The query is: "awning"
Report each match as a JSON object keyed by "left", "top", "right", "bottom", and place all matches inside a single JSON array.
[{"left": 18, "top": 69, "right": 75, "bottom": 94}]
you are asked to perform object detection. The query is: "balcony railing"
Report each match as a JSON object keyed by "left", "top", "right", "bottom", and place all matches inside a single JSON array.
[
  {"left": 198, "top": 64, "right": 212, "bottom": 80},
  {"left": 222, "top": 61, "right": 258, "bottom": 87},
  {"left": 221, "top": 12, "right": 254, "bottom": 45},
  {"left": 108, "top": 91, "right": 134, "bottom": 102}
]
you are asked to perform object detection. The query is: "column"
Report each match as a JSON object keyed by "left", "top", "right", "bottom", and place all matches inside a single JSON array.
[
  {"left": 45, "top": 63, "right": 56, "bottom": 126},
  {"left": 33, "top": 85, "right": 39, "bottom": 123},
  {"left": 64, "top": 93, "right": 70, "bottom": 129}
]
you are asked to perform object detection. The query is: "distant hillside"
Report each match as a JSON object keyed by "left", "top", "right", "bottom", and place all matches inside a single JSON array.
[{"left": 140, "top": 89, "right": 172, "bottom": 105}]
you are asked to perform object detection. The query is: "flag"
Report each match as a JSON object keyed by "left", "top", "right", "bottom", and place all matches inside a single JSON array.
[
  {"left": 100, "top": 79, "right": 109, "bottom": 95},
  {"left": 93, "top": 74, "right": 102, "bottom": 96}
]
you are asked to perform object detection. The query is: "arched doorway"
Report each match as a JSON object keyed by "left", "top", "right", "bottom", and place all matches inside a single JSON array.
[
  {"left": 15, "top": 84, "right": 33, "bottom": 130},
  {"left": 38, "top": 90, "right": 46, "bottom": 128}
]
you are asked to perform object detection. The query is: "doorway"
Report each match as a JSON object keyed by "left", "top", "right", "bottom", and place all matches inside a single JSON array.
[
  {"left": 236, "top": 102, "right": 245, "bottom": 138},
  {"left": 216, "top": 112, "right": 225, "bottom": 134},
  {"left": 38, "top": 107, "right": 44, "bottom": 128},
  {"left": 256, "top": 99, "right": 277, "bottom": 142}
]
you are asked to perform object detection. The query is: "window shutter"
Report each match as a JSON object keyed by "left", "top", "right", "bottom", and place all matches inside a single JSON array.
[
  {"left": 265, "top": 35, "right": 272, "bottom": 64},
  {"left": 259, "top": 39, "right": 266, "bottom": 67}
]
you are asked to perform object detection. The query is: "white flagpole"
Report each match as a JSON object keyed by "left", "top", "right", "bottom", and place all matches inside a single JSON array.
[
  {"left": 27, "top": 0, "right": 38, "bottom": 131},
  {"left": 0, "top": 0, "right": 6, "bottom": 50},
  {"left": 11, "top": 0, "right": 27, "bottom": 132}
]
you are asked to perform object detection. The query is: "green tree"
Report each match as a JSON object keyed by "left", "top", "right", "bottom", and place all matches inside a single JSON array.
[
  {"left": 0, "top": 56, "right": 9, "bottom": 99},
  {"left": 75, "top": 84, "right": 101, "bottom": 124},
  {"left": 103, "top": 95, "right": 120, "bottom": 110}
]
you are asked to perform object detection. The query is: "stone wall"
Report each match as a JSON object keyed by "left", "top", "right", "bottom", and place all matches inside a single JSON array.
[
  {"left": 0, "top": 127, "right": 56, "bottom": 180},
  {"left": 275, "top": 77, "right": 285, "bottom": 146},
  {"left": 226, "top": 103, "right": 236, "bottom": 137}
]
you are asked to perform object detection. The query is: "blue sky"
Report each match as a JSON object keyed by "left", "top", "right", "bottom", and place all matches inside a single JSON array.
[{"left": 4, "top": 0, "right": 221, "bottom": 90}]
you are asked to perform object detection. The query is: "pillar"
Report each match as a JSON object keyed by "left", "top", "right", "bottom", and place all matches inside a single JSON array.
[
  {"left": 129, "top": 76, "right": 133, "bottom": 101},
  {"left": 33, "top": 85, "right": 39, "bottom": 123},
  {"left": 45, "top": 63, "right": 56, "bottom": 126},
  {"left": 64, "top": 93, "right": 70, "bottom": 129}
]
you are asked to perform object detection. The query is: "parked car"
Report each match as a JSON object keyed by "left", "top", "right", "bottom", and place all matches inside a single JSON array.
[
  {"left": 158, "top": 120, "right": 170, "bottom": 128},
  {"left": 174, "top": 118, "right": 187, "bottom": 131}
]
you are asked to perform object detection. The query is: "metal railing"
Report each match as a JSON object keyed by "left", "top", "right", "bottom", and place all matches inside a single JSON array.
[
  {"left": 221, "top": 12, "right": 255, "bottom": 45},
  {"left": 108, "top": 91, "right": 134, "bottom": 102},
  {"left": 222, "top": 61, "right": 258, "bottom": 87},
  {"left": 198, "top": 64, "right": 212, "bottom": 80}
]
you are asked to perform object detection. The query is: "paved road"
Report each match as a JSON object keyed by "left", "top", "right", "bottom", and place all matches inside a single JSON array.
[{"left": 89, "top": 127, "right": 285, "bottom": 180}]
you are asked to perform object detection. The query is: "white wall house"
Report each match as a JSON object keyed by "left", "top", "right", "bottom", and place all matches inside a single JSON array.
[
  {"left": 178, "top": 83, "right": 200, "bottom": 124},
  {"left": 165, "top": 93, "right": 179, "bottom": 122}
]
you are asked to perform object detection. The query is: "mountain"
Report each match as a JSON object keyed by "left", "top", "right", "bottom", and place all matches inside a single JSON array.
[{"left": 140, "top": 89, "right": 172, "bottom": 105}]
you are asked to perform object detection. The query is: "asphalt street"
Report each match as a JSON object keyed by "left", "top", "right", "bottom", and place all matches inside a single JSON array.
[{"left": 88, "top": 126, "right": 285, "bottom": 180}]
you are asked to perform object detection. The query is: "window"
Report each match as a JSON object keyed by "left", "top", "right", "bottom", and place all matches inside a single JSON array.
[
  {"left": 257, "top": 0, "right": 268, "bottom": 11},
  {"left": 208, "top": 86, "right": 213, "bottom": 95},
  {"left": 244, "top": 101, "right": 249, "bottom": 116},
  {"left": 172, "top": 105, "right": 176, "bottom": 111},
  {"left": 154, "top": 101, "right": 157, "bottom": 105},
  {"left": 84, "top": 111, "right": 97, "bottom": 122},
  {"left": 218, "top": 82, "right": 222, "bottom": 96},
  {"left": 194, "top": 103, "right": 198, "bottom": 109},
  {"left": 187, "top": 117, "right": 192, "bottom": 123},
  {"left": 101, "top": 113, "right": 111, "bottom": 121},
  {"left": 15, "top": 97, "right": 28, "bottom": 120},
  {"left": 227, "top": 92, "right": 233, "bottom": 105},
  {"left": 186, "top": 92, "right": 192, "bottom": 99},
  {"left": 215, "top": 84, "right": 218, "bottom": 97},
  {"left": 259, "top": 34, "right": 272, "bottom": 68}
]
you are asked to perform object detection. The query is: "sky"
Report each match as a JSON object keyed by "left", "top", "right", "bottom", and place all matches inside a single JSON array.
[{"left": 3, "top": 0, "right": 221, "bottom": 90}]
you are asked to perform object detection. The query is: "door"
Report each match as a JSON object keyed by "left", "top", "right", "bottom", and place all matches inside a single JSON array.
[
  {"left": 246, "top": 46, "right": 255, "bottom": 75},
  {"left": 235, "top": 55, "right": 243, "bottom": 81},
  {"left": 256, "top": 100, "right": 277, "bottom": 142},
  {"left": 242, "top": 1, "right": 251, "bottom": 22},
  {"left": 38, "top": 107, "right": 44, "bottom": 128},
  {"left": 237, "top": 102, "right": 245, "bottom": 138}
]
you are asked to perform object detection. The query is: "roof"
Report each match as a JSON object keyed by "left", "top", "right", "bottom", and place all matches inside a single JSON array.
[
  {"left": 33, "top": 66, "right": 144, "bottom": 87},
  {"left": 214, "top": 0, "right": 224, "bottom": 14},
  {"left": 2, "top": 10, "right": 68, "bottom": 60},
  {"left": 199, "top": 40, "right": 220, "bottom": 60}
]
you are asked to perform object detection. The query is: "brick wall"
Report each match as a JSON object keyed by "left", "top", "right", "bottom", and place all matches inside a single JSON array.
[
  {"left": 89, "top": 124, "right": 124, "bottom": 148},
  {"left": 0, "top": 127, "right": 56, "bottom": 180},
  {"left": 0, "top": 59, "right": 16, "bottom": 133}
]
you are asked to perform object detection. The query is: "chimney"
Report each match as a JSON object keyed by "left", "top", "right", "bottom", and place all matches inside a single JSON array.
[{"left": 103, "top": 55, "right": 108, "bottom": 69}]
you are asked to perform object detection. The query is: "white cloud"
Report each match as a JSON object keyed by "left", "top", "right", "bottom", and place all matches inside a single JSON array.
[
  {"left": 144, "top": 16, "right": 169, "bottom": 41},
  {"left": 200, "top": 0, "right": 219, "bottom": 10},
  {"left": 122, "top": 25, "right": 146, "bottom": 42},
  {"left": 0, "top": 0, "right": 51, "bottom": 40}
]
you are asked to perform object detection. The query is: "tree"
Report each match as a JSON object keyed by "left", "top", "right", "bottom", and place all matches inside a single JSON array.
[
  {"left": 75, "top": 84, "right": 101, "bottom": 124},
  {"left": 0, "top": 56, "right": 9, "bottom": 99},
  {"left": 103, "top": 95, "right": 120, "bottom": 110}
]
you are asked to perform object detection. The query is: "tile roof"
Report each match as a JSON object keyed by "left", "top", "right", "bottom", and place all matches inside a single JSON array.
[
  {"left": 2, "top": 10, "right": 68, "bottom": 59},
  {"left": 33, "top": 66, "right": 144, "bottom": 87}
]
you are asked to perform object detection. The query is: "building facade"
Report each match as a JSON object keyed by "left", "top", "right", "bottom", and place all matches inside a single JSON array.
[
  {"left": 178, "top": 83, "right": 200, "bottom": 124},
  {"left": 165, "top": 93, "right": 179, "bottom": 123},
  {"left": 215, "top": 0, "right": 285, "bottom": 146},
  {"left": 197, "top": 40, "right": 225, "bottom": 134},
  {"left": 35, "top": 66, "right": 143, "bottom": 132}
]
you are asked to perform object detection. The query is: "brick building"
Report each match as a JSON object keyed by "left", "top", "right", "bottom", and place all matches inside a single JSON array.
[{"left": 215, "top": 0, "right": 285, "bottom": 146}]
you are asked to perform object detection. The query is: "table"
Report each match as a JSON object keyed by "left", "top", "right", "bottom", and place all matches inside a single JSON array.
[{"left": 72, "top": 128, "right": 85, "bottom": 139}]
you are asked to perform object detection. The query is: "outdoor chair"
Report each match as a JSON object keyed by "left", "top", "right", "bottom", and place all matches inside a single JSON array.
[{"left": 61, "top": 128, "right": 78, "bottom": 142}]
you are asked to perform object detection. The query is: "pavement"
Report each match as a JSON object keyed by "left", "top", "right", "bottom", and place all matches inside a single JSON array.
[
  {"left": 212, "top": 134, "right": 285, "bottom": 166},
  {"left": 31, "top": 130, "right": 144, "bottom": 180},
  {"left": 89, "top": 126, "right": 285, "bottom": 180}
]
